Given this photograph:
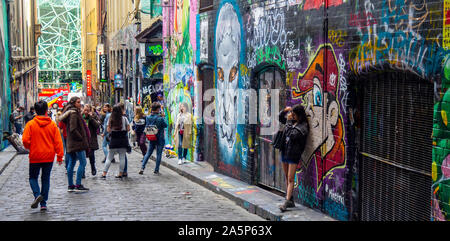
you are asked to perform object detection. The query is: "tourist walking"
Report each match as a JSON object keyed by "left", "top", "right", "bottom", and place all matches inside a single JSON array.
[
  {"left": 83, "top": 104, "right": 101, "bottom": 176},
  {"left": 63, "top": 97, "right": 90, "bottom": 192},
  {"left": 22, "top": 100, "right": 64, "bottom": 211},
  {"left": 140, "top": 102, "right": 167, "bottom": 175},
  {"left": 173, "top": 103, "right": 193, "bottom": 165},
  {"left": 101, "top": 105, "right": 130, "bottom": 178},
  {"left": 276, "top": 104, "right": 309, "bottom": 212},
  {"left": 132, "top": 106, "right": 147, "bottom": 157}
]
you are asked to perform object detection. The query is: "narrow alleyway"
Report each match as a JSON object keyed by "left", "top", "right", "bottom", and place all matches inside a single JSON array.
[{"left": 0, "top": 148, "right": 263, "bottom": 221}]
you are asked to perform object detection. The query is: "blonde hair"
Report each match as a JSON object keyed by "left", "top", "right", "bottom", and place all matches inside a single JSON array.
[{"left": 134, "top": 106, "right": 145, "bottom": 121}]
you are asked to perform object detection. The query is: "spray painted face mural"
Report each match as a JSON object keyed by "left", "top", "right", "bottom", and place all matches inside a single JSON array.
[
  {"left": 292, "top": 45, "right": 345, "bottom": 191},
  {"left": 215, "top": 2, "right": 241, "bottom": 151}
]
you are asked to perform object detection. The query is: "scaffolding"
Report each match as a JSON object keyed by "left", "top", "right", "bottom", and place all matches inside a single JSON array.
[{"left": 37, "top": 0, "right": 81, "bottom": 74}]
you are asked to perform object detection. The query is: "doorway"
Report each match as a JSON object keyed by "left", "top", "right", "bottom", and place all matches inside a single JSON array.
[
  {"left": 256, "top": 67, "right": 287, "bottom": 192},
  {"left": 359, "top": 71, "right": 433, "bottom": 221}
]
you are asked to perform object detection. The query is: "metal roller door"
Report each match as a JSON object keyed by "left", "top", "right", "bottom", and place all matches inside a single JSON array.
[{"left": 360, "top": 71, "right": 432, "bottom": 221}]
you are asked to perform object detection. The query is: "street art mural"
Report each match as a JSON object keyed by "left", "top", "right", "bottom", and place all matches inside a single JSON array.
[
  {"left": 0, "top": 0, "right": 10, "bottom": 150},
  {"left": 161, "top": 0, "right": 450, "bottom": 220},
  {"left": 214, "top": 0, "right": 249, "bottom": 175},
  {"left": 291, "top": 44, "right": 348, "bottom": 220},
  {"left": 171, "top": 0, "right": 197, "bottom": 64},
  {"left": 163, "top": 0, "right": 200, "bottom": 161},
  {"left": 432, "top": 55, "right": 450, "bottom": 221}
]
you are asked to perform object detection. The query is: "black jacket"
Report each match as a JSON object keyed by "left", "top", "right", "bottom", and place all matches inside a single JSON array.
[{"left": 279, "top": 110, "right": 309, "bottom": 162}]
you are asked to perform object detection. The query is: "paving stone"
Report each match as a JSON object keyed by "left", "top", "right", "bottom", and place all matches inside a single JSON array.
[{"left": 0, "top": 148, "right": 263, "bottom": 221}]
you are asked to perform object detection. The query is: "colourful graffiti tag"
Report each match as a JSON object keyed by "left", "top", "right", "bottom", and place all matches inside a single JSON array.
[
  {"left": 303, "top": 0, "right": 343, "bottom": 10},
  {"left": 444, "top": 0, "right": 450, "bottom": 50},
  {"left": 147, "top": 44, "right": 163, "bottom": 56}
]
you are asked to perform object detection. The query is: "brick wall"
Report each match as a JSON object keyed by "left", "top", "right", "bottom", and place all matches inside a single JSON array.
[{"left": 163, "top": 0, "right": 450, "bottom": 220}]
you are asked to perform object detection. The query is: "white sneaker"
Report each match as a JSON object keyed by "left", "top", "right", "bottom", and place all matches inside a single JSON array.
[
  {"left": 182, "top": 158, "right": 187, "bottom": 164},
  {"left": 178, "top": 159, "right": 183, "bottom": 165}
]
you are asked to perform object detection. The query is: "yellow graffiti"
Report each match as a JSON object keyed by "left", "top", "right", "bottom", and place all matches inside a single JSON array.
[
  {"left": 432, "top": 161, "right": 438, "bottom": 181},
  {"left": 442, "top": 110, "right": 448, "bottom": 126},
  {"left": 328, "top": 30, "right": 347, "bottom": 48},
  {"left": 210, "top": 177, "right": 235, "bottom": 189}
]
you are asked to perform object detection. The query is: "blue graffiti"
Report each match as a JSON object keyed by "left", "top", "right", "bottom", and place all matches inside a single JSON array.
[
  {"left": 297, "top": 181, "right": 319, "bottom": 208},
  {"left": 354, "top": 0, "right": 446, "bottom": 79},
  {"left": 324, "top": 198, "right": 349, "bottom": 221}
]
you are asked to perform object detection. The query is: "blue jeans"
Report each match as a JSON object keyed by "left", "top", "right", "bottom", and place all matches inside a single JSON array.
[
  {"left": 142, "top": 141, "right": 164, "bottom": 173},
  {"left": 67, "top": 151, "right": 87, "bottom": 186},
  {"left": 178, "top": 134, "right": 188, "bottom": 159},
  {"left": 102, "top": 135, "right": 109, "bottom": 159},
  {"left": 29, "top": 162, "right": 53, "bottom": 207},
  {"left": 14, "top": 123, "right": 22, "bottom": 135}
]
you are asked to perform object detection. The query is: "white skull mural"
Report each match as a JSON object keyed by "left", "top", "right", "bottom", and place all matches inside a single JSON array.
[{"left": 215, "top": 2, "right": 241, "bottom": 152}]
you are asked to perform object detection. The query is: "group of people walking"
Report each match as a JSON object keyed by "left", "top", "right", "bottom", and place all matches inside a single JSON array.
[
  {"left": 20, "top": 93, "right": 310, "bottom": 214},
  {"left": 21, "top": 96, "right": 178, "bottom": 211}
]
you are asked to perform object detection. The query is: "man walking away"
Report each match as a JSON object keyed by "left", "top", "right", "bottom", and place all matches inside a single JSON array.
[
  {"left": 140, "top": 102, "right": 167, "bottom": 175},
  {"left": 22, "top": 101, "right": 64, "bottom": 211}
]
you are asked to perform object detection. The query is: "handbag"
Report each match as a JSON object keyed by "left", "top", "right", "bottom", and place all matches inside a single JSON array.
[
  {"left": 145, "top": 125, "right": 159, "bottom": 141},
  {"left": 272, "top": 127, "right": 285, "bottom": 150}
]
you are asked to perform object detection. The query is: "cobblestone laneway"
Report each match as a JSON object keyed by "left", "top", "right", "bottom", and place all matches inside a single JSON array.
[{"left": 0, "top": 149, "right": 263, "bottom": 221}]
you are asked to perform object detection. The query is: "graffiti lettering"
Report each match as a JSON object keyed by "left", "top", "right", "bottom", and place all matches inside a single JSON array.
[
  {"left": 248, "top": 8, "right": 288, "bottom": 49},
  {"left": 328, "top": 30, "right": 347, "bottom": 48}
]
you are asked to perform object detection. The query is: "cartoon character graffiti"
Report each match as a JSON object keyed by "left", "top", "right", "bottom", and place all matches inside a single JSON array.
[{"left": 292, "top": 45, "right": 346, "bottom": 197}]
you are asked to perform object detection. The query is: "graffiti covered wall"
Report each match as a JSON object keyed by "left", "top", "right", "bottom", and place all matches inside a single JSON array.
[
  {"left": 163, "top": 0, "right": 200, "bottom": 162},
  {"left": 0, "top": 0, "right": 11, "bottom": 150},
  {"left": 163, "top": 0, "right": 450, "bottom": 220}
]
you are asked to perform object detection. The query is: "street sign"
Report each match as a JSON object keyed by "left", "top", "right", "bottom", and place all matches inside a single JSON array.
[
  {"left": 100, "top": 54, "right": 107, "bottom": 82},
  {"left": 87, "top": 70, "right": 92, "bottom": 96}
]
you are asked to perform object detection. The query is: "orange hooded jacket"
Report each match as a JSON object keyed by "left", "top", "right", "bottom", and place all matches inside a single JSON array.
[{"left": 22, "top": 115, "right": 64, "bottom": 164}]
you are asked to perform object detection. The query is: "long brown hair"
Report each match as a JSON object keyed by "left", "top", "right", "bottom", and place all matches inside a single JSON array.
[
  {"left": 134, "top": 106, "right": 145, "bottom": 121},
  {"left": 65, "top": 96, "right": 80, "bottom": 113},
  {"left": 109, "top": 105, "right": 123, "bottom": 131}
]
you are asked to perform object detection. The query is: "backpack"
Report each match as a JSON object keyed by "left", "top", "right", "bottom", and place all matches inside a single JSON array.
[{"left": 145, "top": 125, "right": 159, "bottom": 141}]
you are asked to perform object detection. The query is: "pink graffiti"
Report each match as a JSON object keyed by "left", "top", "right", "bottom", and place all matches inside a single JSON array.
[
  {"left": 349, "top": 12, "right": 377, "bottom": 27},
  {"left": 442, "top": 155, "right": 450, "bottom": 178},
  {"left": 303, "top": 0, "right": 343, "bottom": 10}
]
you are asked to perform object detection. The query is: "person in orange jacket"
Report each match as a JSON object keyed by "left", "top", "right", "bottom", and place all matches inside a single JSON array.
[{"left": 22, "top": 100, "right": 64, "bottom": 211}]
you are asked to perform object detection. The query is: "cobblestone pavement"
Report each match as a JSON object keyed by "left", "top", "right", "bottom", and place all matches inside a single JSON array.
[{"left": 0, "top": 148, "right": 263, "bottom": 221}]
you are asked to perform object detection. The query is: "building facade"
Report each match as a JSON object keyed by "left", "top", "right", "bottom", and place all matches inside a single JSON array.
[
  {"left": 160, "top": 0, "right": 450, "bottom": 221},
  {"left": 8, "top": 0, "right": 40, "bottom": 118},
  {"left": 81, "top": 0, "right": 99, "bottom": 104}
]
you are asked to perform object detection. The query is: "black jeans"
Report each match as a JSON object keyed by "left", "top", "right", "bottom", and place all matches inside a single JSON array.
[{"left": 87, "top": 149, "right": 96, "bottom": 172}]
